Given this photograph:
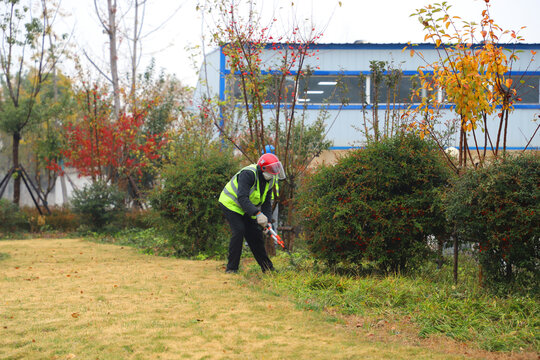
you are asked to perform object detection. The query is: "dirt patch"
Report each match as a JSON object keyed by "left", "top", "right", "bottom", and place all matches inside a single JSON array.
[{"left": 335, "top": 312, "right": 538, "bottom": 360}]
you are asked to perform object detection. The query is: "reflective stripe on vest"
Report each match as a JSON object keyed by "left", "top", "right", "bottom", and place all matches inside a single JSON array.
[{"left": 219, "top": 164, "right": 276, "bottom": 216}]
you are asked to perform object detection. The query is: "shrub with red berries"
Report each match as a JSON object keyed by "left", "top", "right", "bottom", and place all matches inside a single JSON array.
[
  {"left": 446, "top": 154, "right": 539, "bottom": 293},
  {"left": 297, "top": 134, "right": 451, "bottom": 273}
]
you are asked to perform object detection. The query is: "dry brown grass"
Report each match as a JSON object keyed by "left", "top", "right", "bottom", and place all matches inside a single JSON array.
[{"left": 1, "top": 238, "right": 482, "bottom": 359}]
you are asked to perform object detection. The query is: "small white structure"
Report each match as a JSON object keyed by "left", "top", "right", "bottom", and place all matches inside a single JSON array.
[
  {"left": 0, "top": 166, "right": 91, "bottom": 207},
  {"left": 445, "top": 147, "right": 460, "bottom": 158}
]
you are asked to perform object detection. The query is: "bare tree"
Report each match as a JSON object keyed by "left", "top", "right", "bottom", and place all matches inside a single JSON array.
[
  {"left": 0, "top": 0, "right": 66, "bottom": 205},
  {"left": 89, "top": 0, "right": 184, "bottom": 116},
  {"left": 93, "top": 0, "right": 121, "bottom": 118}
]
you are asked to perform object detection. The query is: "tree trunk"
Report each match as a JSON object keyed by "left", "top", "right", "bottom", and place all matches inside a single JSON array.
[
  {"left": 478, "top": 264, "right": 484, "bottom": 287},
  {"left": 130, "top": 0, "right": 139, "bottom": 111},
  {"left": 12, "top": 132, "right": 21, "bottom": 205},
  {"left": 265, "top": 237, "right": 276, "bottom": 256},
  {"left": 453, "top": 233, "right": 459, "bottom": 284},
  {"left": 506, "top": 262, "right": 512, "bottom": 282},
  {"left": 437, "top": 236, "right": 444, "bottom": 269},
  {"left": 107, "top": 0, "right": 121, "bottom": 119}
]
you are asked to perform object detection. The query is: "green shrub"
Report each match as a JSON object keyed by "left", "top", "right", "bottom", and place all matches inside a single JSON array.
[
  {"left": 71, "top": 181, "right": 126, "bottom": 232},
  {"left": 446, "top": 154, "right": 540, "bottom": 293},
  {"left": 149, "top": 150, "right": 238, "bottom": 257},
  {"left": 297, "top": 134, "right": 451, "bottom": 272},
  {"left": 0, "top": 198, "right": 28, "bottom": 233}
]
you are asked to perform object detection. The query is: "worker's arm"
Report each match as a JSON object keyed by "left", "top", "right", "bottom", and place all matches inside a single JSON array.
[{"left": 236, "top": 170, "right": 260, "bottom": 216}]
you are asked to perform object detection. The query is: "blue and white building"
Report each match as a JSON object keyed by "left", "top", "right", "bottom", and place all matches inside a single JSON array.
[{"left": 195, "top": 42, "right": 540, "bottom": 154}]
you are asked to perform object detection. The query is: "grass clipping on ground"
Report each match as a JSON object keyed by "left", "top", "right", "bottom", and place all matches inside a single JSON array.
[{"left": 0, "top": 238, "right": 531, "bottom": 360}]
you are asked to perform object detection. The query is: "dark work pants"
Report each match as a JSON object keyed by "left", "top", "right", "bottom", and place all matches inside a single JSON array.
[{"left": 221, "top": 205, "right": 274, "bottom": 272}]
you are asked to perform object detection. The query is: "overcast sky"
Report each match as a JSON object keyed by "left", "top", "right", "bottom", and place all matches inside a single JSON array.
[{"left": 62, "top": 0, "right": 540, "bottom": 87}]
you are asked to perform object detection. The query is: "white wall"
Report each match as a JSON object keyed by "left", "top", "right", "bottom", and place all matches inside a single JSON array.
[{"left": 1, "top": 167, "right": 91, "bottom": 207}]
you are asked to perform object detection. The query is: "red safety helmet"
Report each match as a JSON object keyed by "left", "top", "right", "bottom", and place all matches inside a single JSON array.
[{"left": 257, "top": 153, "right": 286, "bottom": 179}]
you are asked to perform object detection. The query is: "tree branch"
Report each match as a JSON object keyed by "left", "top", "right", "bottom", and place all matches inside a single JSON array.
[{"left": 83, "top": 49, "right": 113, "bottom": 83}]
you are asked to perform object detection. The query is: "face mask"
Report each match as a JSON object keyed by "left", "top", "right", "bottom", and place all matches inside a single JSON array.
[{"left": 263, "top": 172, "right": 274, "bottom": 181}]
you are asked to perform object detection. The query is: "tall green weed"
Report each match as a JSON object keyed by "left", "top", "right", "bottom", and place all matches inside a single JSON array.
[{"left": 261, "top": 255, "right": 538, "bottom": 353}]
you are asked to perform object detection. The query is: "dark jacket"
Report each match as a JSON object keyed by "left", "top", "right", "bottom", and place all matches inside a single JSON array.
[{"left": 236, "top": 166, "right": 273, "bottom": 220}]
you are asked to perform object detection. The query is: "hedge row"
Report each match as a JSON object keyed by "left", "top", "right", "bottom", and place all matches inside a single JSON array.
[{"left": 296, "top": 134, "right": 539, "bottom": 293}]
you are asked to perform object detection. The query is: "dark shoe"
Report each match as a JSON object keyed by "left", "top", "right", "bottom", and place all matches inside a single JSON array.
[{"left": 225, "top": 269, "right": 238, "bottom": 274}]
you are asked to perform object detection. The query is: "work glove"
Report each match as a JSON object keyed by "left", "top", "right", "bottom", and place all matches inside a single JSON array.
[{"left": 256, "top": 211, "right": 268, "bottom": 228}]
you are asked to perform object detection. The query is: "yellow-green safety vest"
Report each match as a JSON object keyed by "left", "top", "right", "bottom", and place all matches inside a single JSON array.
[
  {"left": 271, "top": 181, "right": 279, "bottom": 200},
  {"left": 219, "top": 164, "right": 277, "bottom": 216}
]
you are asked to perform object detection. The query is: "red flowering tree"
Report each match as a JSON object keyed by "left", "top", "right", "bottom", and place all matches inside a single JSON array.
[{"left": 56, "top": 83, "right": 167, "bottom": 199}]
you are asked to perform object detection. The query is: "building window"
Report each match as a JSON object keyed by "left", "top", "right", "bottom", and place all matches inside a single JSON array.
[
  {"left": 297, "top": 75, "right": 366, "bottom": 105},
  {"left": 227, "top": 74, "right": 297, "bottom": 103},
  {"left": 371, "top": 75, "right": 426, "bottom": 104},
  {"left": 227, "top": 74, "right": 367, "bottom": 105},
  {"left": 226, "top": 73, "right": 539, "bottom": 106},
  {"left": 510, "top": 75, "right": 540, "bottom": 104}
]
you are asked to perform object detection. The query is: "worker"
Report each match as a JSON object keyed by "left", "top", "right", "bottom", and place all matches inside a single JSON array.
[{"left": 219, "top": 153, "right": 286, "bottom": 273}]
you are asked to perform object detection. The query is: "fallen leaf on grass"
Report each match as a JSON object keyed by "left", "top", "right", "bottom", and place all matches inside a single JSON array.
[
  {"left": 71, "top": 313, "right": 80, "bottom": 318},
  {"left": 375, "top": 320, "right": 387, "bottom": 327}
]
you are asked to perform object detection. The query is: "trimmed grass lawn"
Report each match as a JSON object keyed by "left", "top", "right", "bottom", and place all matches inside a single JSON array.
[{"left": 0, "top": 238, "right": 525, "bottom": 359}]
